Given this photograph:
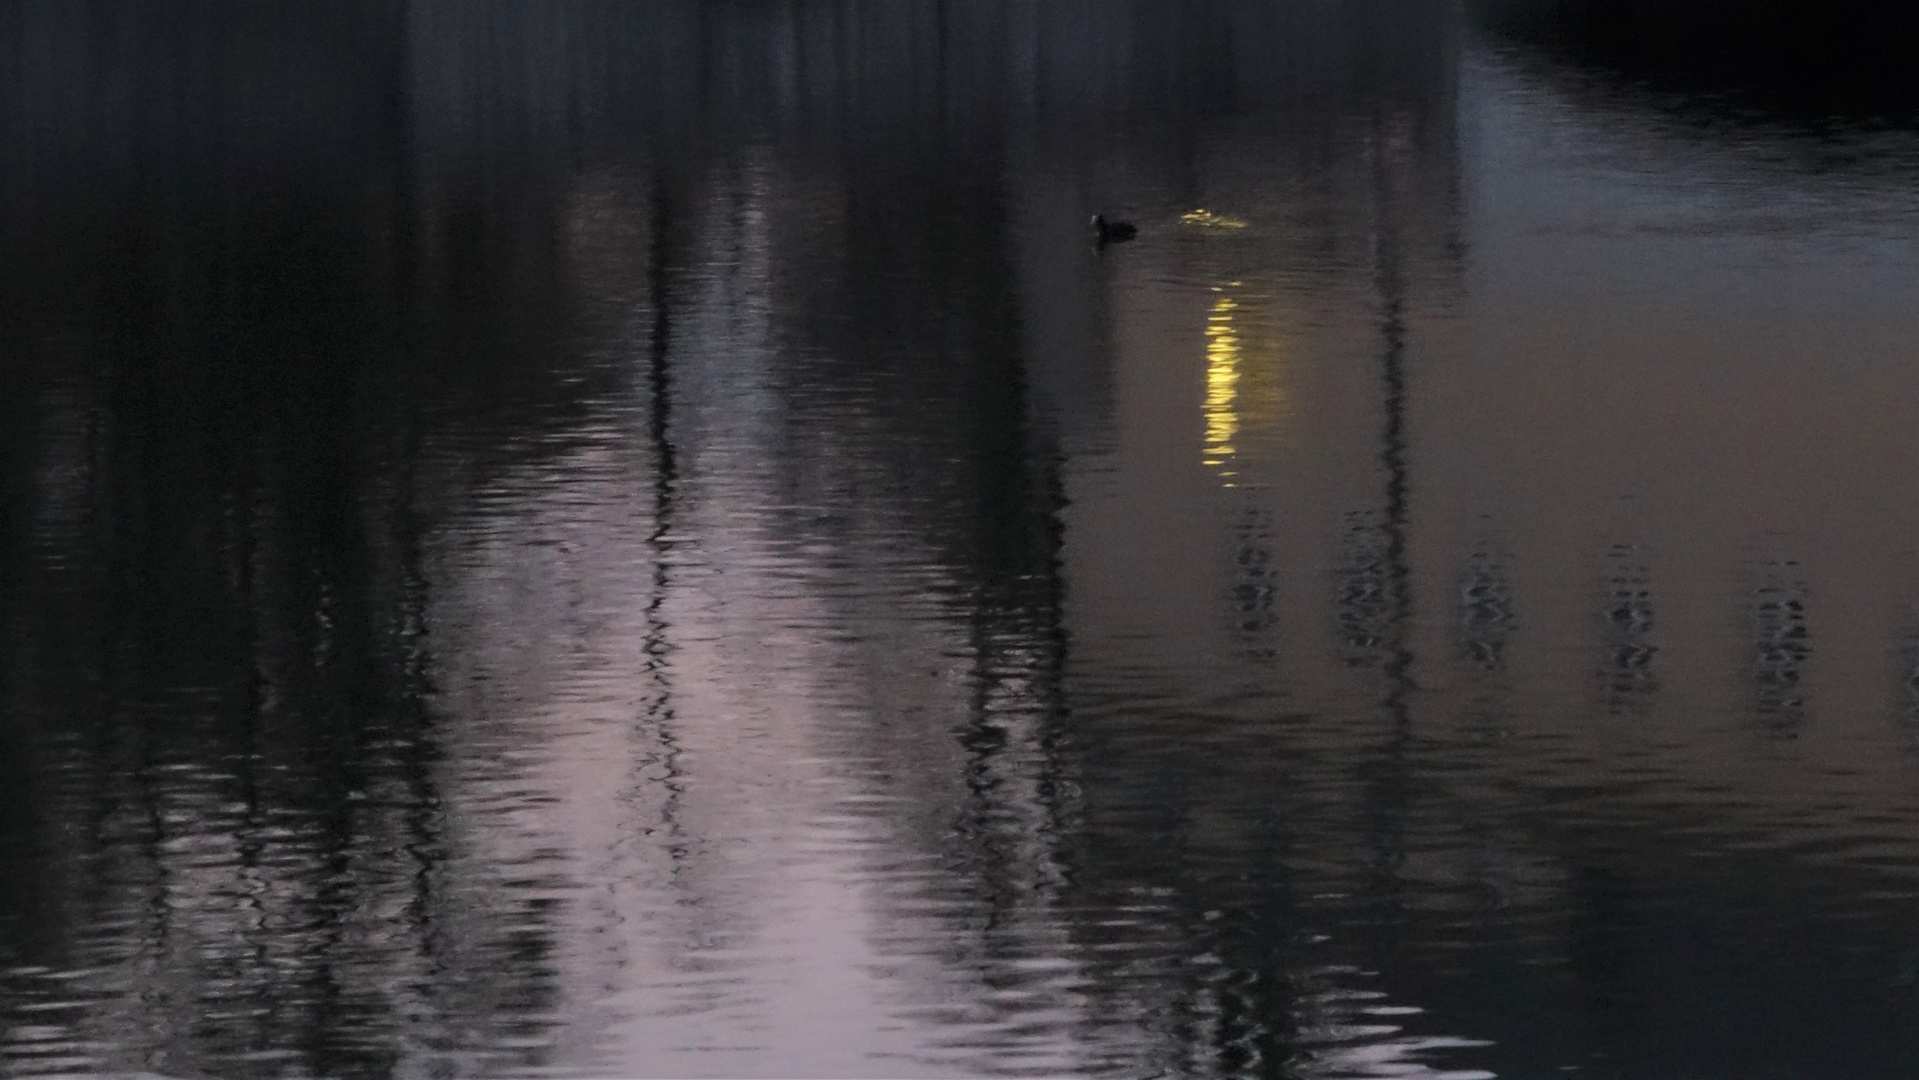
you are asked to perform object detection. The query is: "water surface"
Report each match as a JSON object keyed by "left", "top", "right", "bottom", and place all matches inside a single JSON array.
[{"left": 5, "top": 3, "right": 1919, "bottom": 1077}]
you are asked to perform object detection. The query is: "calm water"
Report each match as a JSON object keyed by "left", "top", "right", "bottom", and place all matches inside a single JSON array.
[{"left": 6, "top": 3, "right": 1919, "bottom": 1077}]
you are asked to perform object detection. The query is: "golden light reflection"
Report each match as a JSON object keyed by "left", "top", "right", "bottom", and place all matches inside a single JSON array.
[
  {"left": 1204, "top": 290, "right": 1241, "bottom": 484},
  {"left": 1202, "top": 282, "right": 1291, "bottom": 487},
  {"left": 1181, "top": 208, "right": 1248, "bottom": 229}
]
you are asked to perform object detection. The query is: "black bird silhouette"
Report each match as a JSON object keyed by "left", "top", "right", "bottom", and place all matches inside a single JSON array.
[{"left": 1092, "top": 214, "right": 1137, "bottom": 245}]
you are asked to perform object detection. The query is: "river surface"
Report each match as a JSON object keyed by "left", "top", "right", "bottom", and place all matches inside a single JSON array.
[{"left": 5, "top": 3, "right": 1919, "bottom": 1077}]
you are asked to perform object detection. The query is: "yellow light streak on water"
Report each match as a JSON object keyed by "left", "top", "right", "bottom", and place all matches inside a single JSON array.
[{"left": 1204, "top": 292, "right": 1241, "bottom": 483}]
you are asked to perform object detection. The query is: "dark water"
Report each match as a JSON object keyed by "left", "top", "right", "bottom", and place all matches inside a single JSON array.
[{"left": 6, "top": 2, "right": 1919, "bottom": 1077}]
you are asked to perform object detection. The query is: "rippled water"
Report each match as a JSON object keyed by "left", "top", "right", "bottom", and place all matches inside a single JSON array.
[{"left": 6, "top": 2, "right": 1919, "bottom": 1077}]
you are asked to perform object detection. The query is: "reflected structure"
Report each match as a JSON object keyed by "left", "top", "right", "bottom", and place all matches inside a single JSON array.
[
  {"left": 1748, "top": 560, "right": 1810, "bottom": 731},
  {"left": 1599, "top": 543, "right": 1658, "bottom": 715},
  {"left": 1457, "top": 540, "right": 1514, "bottom": 674}
]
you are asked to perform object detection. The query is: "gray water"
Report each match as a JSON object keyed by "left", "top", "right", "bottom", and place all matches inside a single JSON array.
[{"left": 6, "top": 2, "right": 1919, "bottom": 1077}]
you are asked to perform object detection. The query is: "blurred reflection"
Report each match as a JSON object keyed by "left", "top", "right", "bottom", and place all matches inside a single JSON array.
[
  {"left": 1748, "top": 560, "right": 1810, "bottom": 731},
  {"left": 1600, "top": 543, "right": 1658, "bottom": 715},
  {"left": 1450, "top": 538, "right": 1515, "bottom": 746},
  {"left": 1899, "top": 618, "right": 1919, "bottom": 729},
  {"left": 1457, "top": 540, "right": 1515, "bottom": 673},
  {"left": 1336, "top": 511, "right": 1401, "bottom": 672},
  {"left": 1229, "top": 504, "right": 1279, "bottom": 661}
]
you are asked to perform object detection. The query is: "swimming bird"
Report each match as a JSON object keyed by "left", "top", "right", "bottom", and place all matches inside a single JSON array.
[{"left": 1092, "top": 214, "right": 1137, "bottom": 245}]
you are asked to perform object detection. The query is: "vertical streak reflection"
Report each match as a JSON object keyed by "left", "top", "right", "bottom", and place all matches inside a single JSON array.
[
  {"left": 1601, "top": 543, "right": 1657, "bottom": 715},
  {"left": 643, "top": 177, "right": 687, "bottom": 862},
  {"left": 1203, "top": 290, "right": 1242, "bottom": 484},
  {"left": 1372, "top": 142, "right": 1415, "bottom": 716},
  {"left": 1750, "top": 559, "right": 1809, "bottom": 732},
  {"left": 1358, "top": 106, "right": 1418, "bottom": 936}
]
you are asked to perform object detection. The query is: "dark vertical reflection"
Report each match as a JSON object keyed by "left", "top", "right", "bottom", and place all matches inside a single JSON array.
[
  {"left": 1335, "top": 511, "right": 1398, "bottom": 670},
  {"left": 1601, "top": 543, "right": 1657, "bottom": 715},
  {"left": 1453, "top": 537, "right": 1516, "bottom": 743},
  {"left": 1368, "top": 162, "right": 1416, "bottom": 713},
  {"left": 1898, "top": 616, "right": 1919, "bottom": 729},
  {"left": 1749, "top": 559, "right": 1810, "bottom": 731},
  {"left": 1228, "top": 504, "right": 1279, "bottom": 661},
  {"left": 1457, "top": 540, "right": 1514, "bottom": 674},
  {"left": 640, "top": 176, "right": 685, "bottom": 863},
  {"left": 1349, "top": 96, "right": 1421, "bottom": 1033}
]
